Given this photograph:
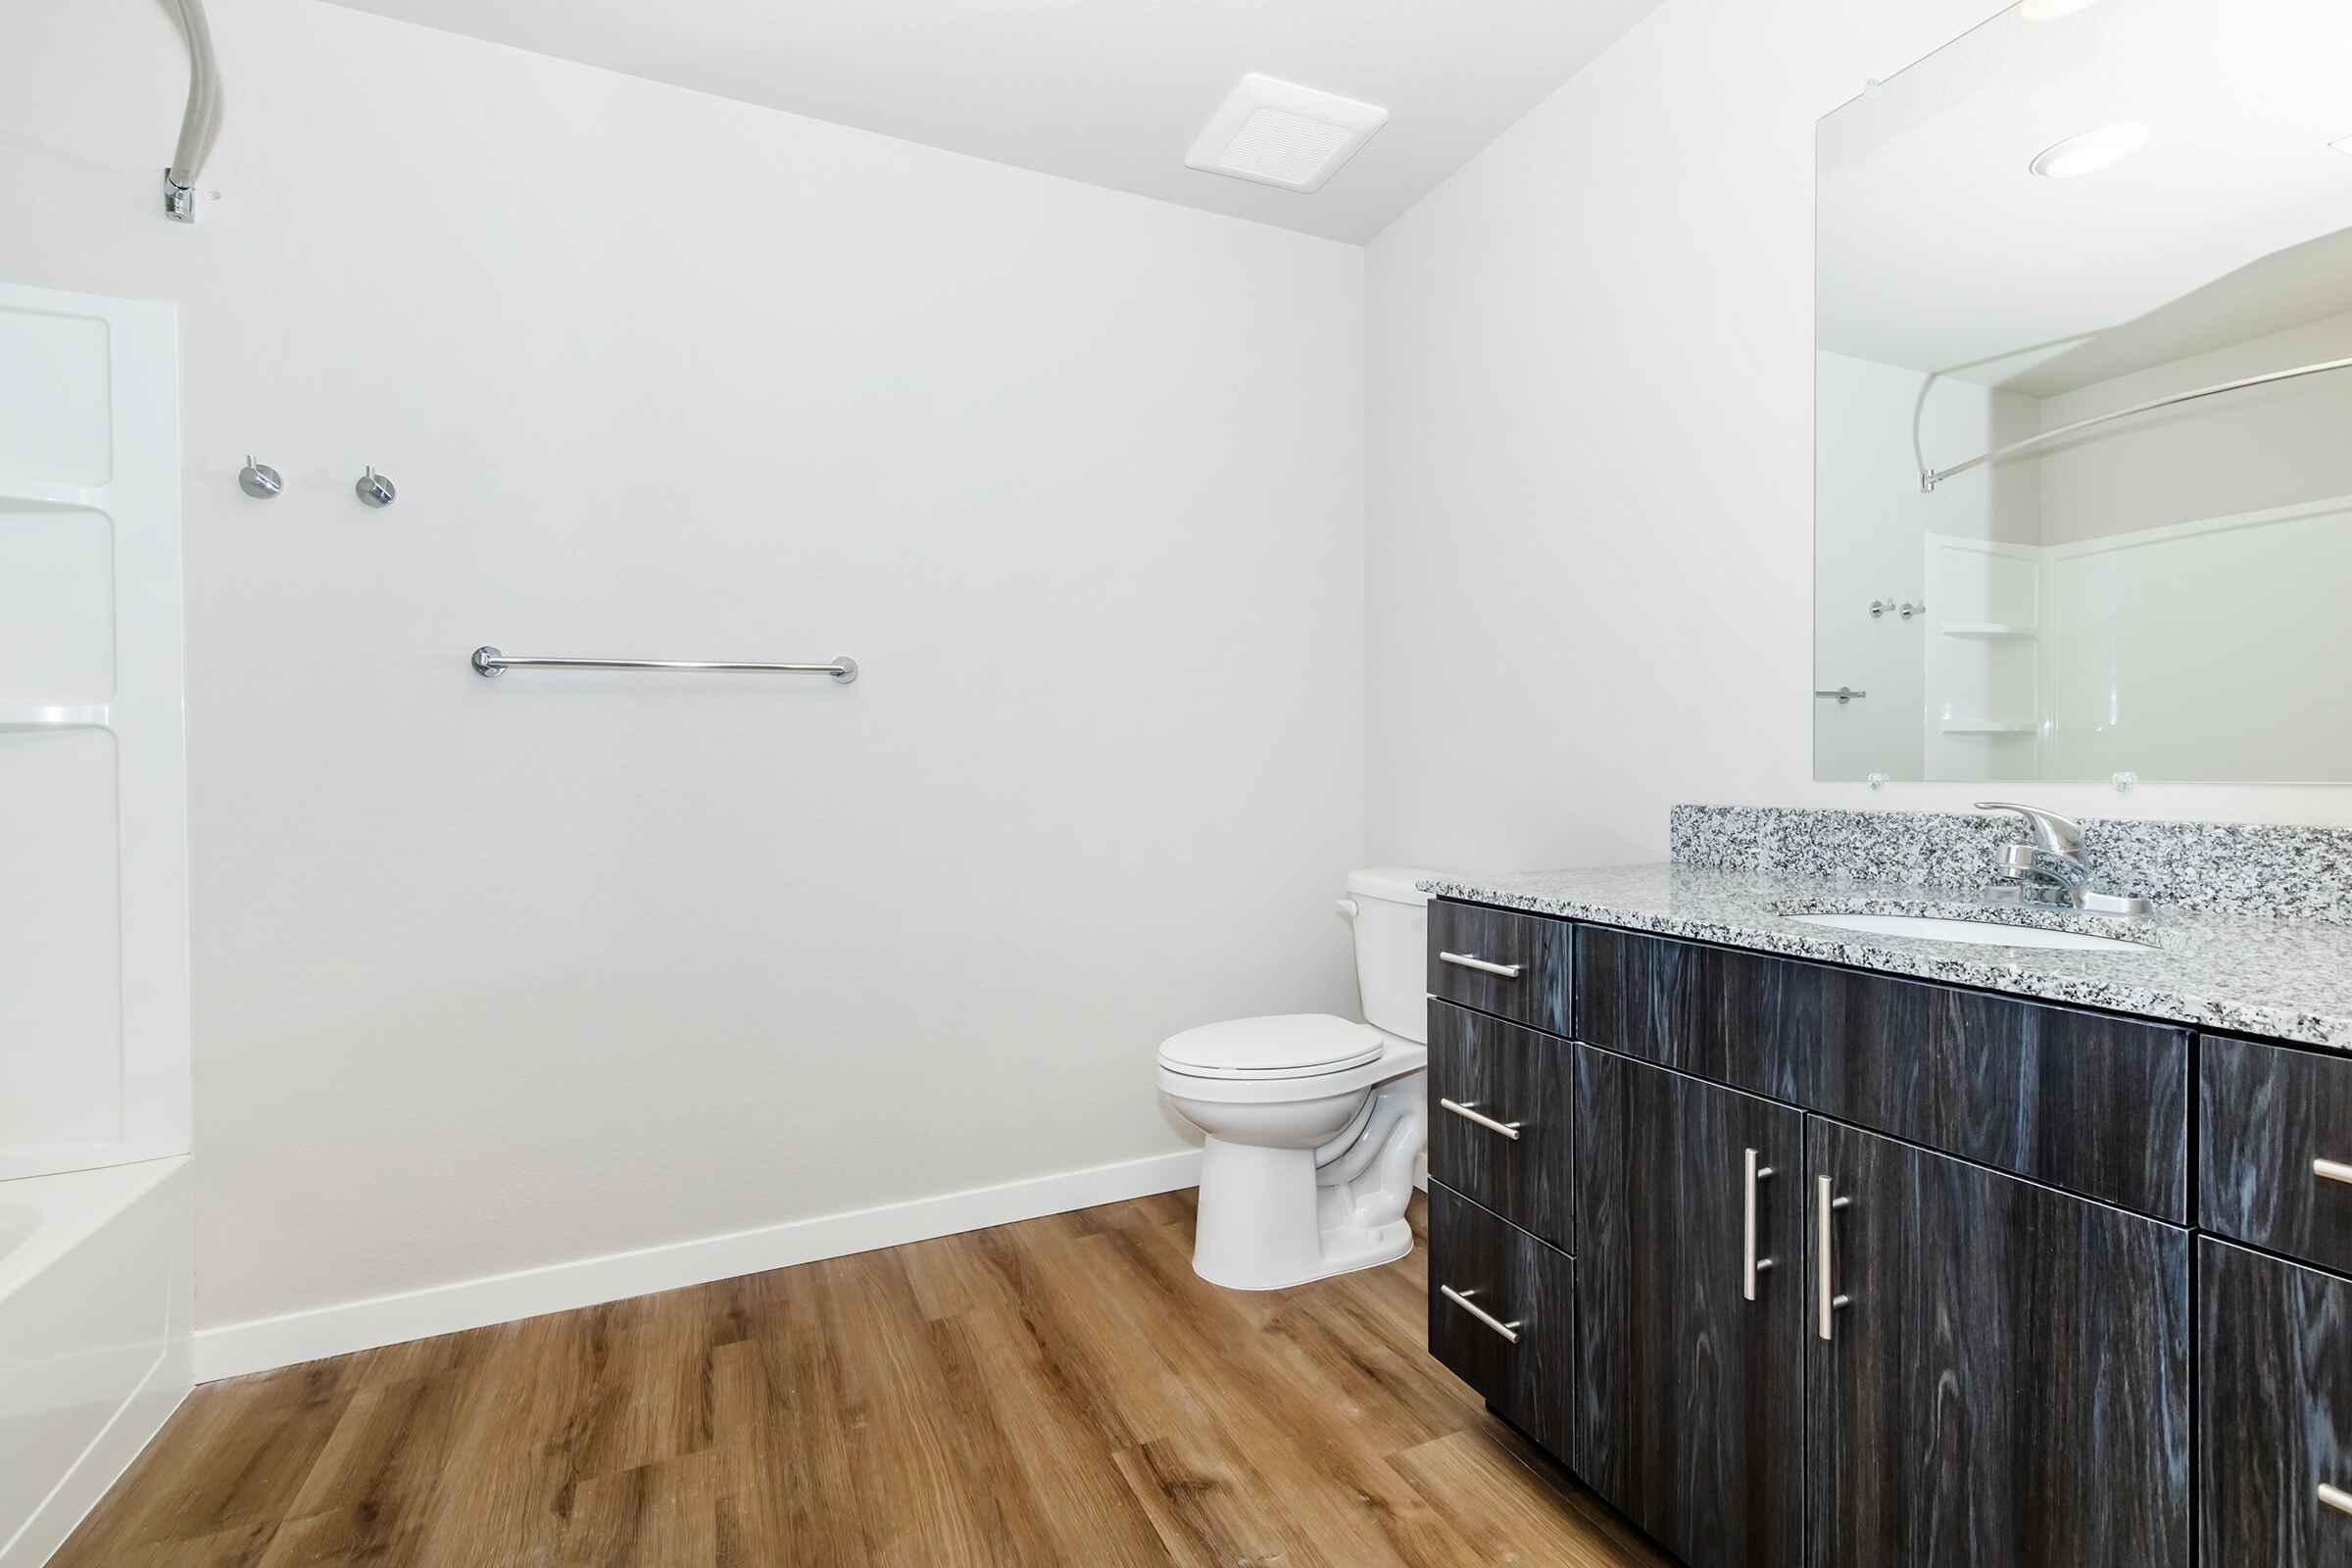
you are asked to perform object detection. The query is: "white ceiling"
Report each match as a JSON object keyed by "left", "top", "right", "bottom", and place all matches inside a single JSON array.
[
  {"left": 323, "top": 0, "right": 1664, "bottom": 244},
  {"left": 1817, "top": 0, "right": 2352, "bottom": 394}
]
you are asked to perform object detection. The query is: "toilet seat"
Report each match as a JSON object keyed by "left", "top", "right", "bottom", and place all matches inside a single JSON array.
[
  {"left": 1157, "top": 1014, "right": 1384, "bottom": 1081},
  {"left": 1157, "top": 1036, "right": 1427, "bottom": 1106}
]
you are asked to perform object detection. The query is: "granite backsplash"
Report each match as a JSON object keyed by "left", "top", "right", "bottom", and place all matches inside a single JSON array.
[{"left": 1669, "top": 804, "right": 2352, "bottom": 923}]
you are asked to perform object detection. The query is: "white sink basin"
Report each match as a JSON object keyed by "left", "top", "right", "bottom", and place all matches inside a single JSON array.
[{"left": 1787, "top": 911, "right": 2153, "bottom": 954}]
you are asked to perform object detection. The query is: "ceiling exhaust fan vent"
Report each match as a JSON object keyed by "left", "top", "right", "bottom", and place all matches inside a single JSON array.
[{"left": 1185, "top": 74, "right": 1389, "bottom": 193}]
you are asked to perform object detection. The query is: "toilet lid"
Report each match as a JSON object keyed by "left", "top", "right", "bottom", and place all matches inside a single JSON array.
[{"left": 1157, "top": 1014, "right": 1386, "bottom": 1079}]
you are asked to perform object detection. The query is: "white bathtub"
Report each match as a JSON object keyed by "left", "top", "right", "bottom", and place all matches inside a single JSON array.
[{"left": 0, "top": 1157, "right": 191, "bottom": 1568}]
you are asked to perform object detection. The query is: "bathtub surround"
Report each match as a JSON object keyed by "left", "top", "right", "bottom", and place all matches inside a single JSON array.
[
  {"left": 1668, "top": 804, "right": 2352, "bottom": 921},
  {"left": 0, "top": 1159, "right": 190, "bottom": 1568},
  {"left": 2, "top": 0, "right": 1363, "bottom": 1364},
  {"left": 0, "top": 279, "right": 195, "bottom": 1565}
]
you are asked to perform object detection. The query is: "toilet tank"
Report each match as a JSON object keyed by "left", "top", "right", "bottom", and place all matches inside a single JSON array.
[{"left": 1345, "top": 867, "right": 1438, "bottom": 1044}]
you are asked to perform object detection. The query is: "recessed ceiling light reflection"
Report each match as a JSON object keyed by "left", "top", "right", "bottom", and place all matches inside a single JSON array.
[{"left": 2029, "top": 122, "right": 2150, "bottom": 178}]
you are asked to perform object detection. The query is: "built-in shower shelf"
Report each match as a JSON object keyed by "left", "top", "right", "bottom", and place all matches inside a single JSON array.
[
  {"left": 1940, "top": 623, "right": 2037, "bottom": 640},
  {"left": 1940, "top": 717, "right": 2037, "bottom": 734},
  {"left": 0, "top": 474, "right": 108, "bottom": 512},
  {"left": 0, "top": 704, "right": 112, "bottom": 731}
]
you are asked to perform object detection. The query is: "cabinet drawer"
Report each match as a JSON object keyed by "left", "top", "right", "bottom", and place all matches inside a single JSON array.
[
  {"left": 2197, "top": 1239, "right": 2352, "bottom": 1568},
  {"left": 1427, "top": 901, "right": 1572, "bottom": 1037},
  {"left": 2203, "top": 1035, "right": 2352, "bottom": 1274},
  {"left": 1578, "top": 926, "right": 2188, "bottom": 1219},
  {"left": 1427, "top": 1183, "right": 1575, "bottom": 1461},
  {"left": 1428, "top": 1002, "right": 1573, "bottom": 1250}
]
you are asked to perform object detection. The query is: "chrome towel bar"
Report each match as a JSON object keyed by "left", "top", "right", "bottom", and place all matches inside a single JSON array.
[{"left": 471, "top": 647, "right": 858, "bottom": 683}]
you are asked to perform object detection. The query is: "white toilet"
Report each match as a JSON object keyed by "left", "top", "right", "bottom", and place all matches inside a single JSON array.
[{"left": 1157, "top": 867, "right": 1435, "bottom": 1291}]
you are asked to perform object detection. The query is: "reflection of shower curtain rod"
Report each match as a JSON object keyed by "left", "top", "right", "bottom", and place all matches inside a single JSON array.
[
  {"left": 1919, "top": 356, "right": 2352, "bottom": 492},
  {"left": 164, "top": 0, "right": 222, "bottom": 222}
]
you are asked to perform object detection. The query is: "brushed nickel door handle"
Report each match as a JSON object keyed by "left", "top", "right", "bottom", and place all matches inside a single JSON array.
[
  {"left": 1438, "top": 952, "right": 1523, "bottom": 979},
  {"left": 1743, "top": 1148, "right": 1776, "bottom": 1301},
  {"left": 2315, "top": 1158, "right": 2352, "bottom": 1185},
  {"left": 1439, "top": 1285, "right": 1522, "bottom": 1345},
  {"left": 1817, "top": 1175, "right": 1852, "bottom": 1341},
  {"left": 1440, "top": 1100, "right": 1523, "bottom": 1141},
  {"left": 2320, "top": 1483, "right": 2352, "bottom": 1516}
]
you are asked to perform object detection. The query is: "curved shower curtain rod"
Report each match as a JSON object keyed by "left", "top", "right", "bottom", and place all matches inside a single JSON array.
[
  {"left": 1918, "top": 356, "right": 2352, "bottom": 492},
  {"left": 164, "top": 0, "right": 222, "bottom": 222}
]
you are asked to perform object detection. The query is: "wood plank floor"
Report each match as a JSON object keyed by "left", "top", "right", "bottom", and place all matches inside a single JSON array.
[{"left": 57, "top": 1191, "right": 1668, "bottom": 1567}]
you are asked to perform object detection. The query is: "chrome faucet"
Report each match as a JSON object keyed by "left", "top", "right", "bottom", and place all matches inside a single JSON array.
[{"left": 1975, "top": 802, "right": 2153, "bottom": 916}]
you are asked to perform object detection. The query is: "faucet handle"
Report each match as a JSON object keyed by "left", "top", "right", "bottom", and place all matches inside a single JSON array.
[{"left": 1974, "top": 802, "right": 2083, "bottom": 856}]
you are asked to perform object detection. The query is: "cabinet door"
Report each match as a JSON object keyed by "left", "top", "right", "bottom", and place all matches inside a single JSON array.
[
  {"left": 1576, "top": 1046, "right": 1804, "bottom": 1568},
  {"left": 1804, "top": 1119, "right": 2190, "bottom": 1568},
  {"left": 2197, "top": 1238, "right": 2352, "bottom": 1567}
]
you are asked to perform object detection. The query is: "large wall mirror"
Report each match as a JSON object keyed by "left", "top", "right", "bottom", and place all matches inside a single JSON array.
[{"left": 1814, "top": 0, "right": 2352, "bottom": 783}]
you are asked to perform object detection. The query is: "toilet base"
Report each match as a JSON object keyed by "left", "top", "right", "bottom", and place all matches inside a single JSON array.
[
  {"left": 1194, "top": 1231, "right": 1413, "bottom": 1293},
  {"left": 1188, "top": 1071, "right": 1426, "bottom": 1292}
]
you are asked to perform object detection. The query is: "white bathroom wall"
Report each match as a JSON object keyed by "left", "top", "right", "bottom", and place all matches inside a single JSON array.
[
  {"left": 1364, "top": 0, "right": 2352, "bottom": 873},
  {"left": 0, "top": 0, "right": 1365, "bottom": 1348}
]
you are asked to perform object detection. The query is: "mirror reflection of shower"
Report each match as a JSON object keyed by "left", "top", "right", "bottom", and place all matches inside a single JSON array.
[{"left": 1813, "top": 0, "right": 2352, "bottom": 786}]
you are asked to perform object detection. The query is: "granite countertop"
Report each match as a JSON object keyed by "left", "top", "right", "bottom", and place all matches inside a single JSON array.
[{"left": 1418, "top": 862, "right": 2352, "bottom": 1050}]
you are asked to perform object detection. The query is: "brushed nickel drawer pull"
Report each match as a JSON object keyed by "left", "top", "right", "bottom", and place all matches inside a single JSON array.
[
  {"left": 1439, "top": 952, "right": 1523, "bottom": 979},
  {"left": 2321, "top": 1483, "right": 2352, "bottom": 1516},
  {"left": 1440, "top": 1100, "right": 1523, "bottom": 1141},
  {"left": 1440, "top": 1284, "right": 1522, "bottom": 1345},
  {"left": 1743, "top": 1149, "right": 1776, "bottom": 1301},
  {"left": 2316, "top": 1158, "right": 2352, "bottom": 1185},
  {"left": 1817, "top": 1175, "right": 1852, "bottom": 1342}
]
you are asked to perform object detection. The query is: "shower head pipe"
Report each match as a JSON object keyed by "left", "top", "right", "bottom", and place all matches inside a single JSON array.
[{"left": 165, "top": 0, "right": 221, "bottom": 218}]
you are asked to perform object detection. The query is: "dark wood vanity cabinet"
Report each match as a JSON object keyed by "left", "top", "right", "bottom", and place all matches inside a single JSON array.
[
  {"left": 1420, "top": 899, "right": 2306, "bottom": 1568},
  {"left": 1804, "top": 1118, "right": 2190, "bottom": 1568}
]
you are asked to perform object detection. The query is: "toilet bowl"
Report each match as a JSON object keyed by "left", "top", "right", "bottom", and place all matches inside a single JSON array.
[{"left": 1157, "top": 869, "right": 1436, "bottom": 1291}]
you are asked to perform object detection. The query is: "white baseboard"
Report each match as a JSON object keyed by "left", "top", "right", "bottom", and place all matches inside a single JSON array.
[{"left": 193, "top": 1148, "right": 1202, "bottom": 1384}]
